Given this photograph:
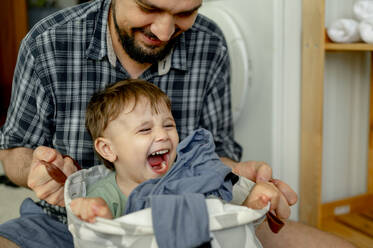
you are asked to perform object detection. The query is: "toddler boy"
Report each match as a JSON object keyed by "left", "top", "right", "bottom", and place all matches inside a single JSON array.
[{"left": 70, "top": 79, "right": 281, "bottom": 226}]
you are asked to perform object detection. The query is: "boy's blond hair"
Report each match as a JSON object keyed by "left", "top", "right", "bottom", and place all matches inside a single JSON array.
[{"left": 85, "top": 79, "right": 172, "bottom": 169}]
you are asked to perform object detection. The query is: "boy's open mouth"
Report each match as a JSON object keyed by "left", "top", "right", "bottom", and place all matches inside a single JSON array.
[{"left": 147, "top": 149, "right": 169, "bottom": 174}]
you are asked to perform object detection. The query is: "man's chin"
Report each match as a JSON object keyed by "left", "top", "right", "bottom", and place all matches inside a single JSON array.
[
  {"left": 132, "top": 51, "right": 168, "bottom": 64},
  {"left": 140, "top": 42, "right": 167, "bottom": 55},
  {"left": 124, "top": 38, "right": 173, "bottom": 64}
]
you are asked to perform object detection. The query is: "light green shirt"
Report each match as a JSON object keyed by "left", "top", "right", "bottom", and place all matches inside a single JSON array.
[{"left": 86, "top": 171, "right": 128, "bottom": 218}]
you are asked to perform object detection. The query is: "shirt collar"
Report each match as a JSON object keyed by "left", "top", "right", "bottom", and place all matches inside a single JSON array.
[{"left": 106, "top": 24, "right": 117, "bottom": 66}]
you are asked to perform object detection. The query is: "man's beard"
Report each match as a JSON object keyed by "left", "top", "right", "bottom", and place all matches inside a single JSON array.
[{"left": 112, "top": 6, "right": 177, "bottom": 64}]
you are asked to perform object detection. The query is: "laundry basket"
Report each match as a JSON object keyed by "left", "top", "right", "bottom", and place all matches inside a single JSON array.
[{"left": 65, "top": 165, "right": 267, "bottom": 248}]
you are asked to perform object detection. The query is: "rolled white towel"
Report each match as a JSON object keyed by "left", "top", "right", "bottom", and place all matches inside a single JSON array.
[
  {"left": 360, "top": 18, "right": 373, "bottom": 43},
  {"left": 354, "top": 0, "right": 373, "bottom": 21},
  {"left": 327, "top": 19, "right": 361, "bottom": 43}
]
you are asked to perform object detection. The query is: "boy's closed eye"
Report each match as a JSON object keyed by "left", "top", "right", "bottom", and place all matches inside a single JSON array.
[
  {"left": 164, "top": 123, "right": 175, "bottom": 129},
  {"left": 138, "top": 128, "right": 151, "bottom": 133}
]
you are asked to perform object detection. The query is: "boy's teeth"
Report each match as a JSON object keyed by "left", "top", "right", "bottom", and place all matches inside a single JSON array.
[
  {"left": 151, "top": 150, "right": 167, "bottom": 156},
  {"left": 161, "top": 161, "right": 166, "bottom": 169}
]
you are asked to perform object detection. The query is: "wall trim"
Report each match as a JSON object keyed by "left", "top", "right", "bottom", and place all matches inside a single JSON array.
[{"left": 272, "top": 0, "right": 301, "bottom": 220}]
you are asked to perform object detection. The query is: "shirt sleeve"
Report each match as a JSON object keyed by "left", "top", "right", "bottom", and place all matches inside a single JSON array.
[
  {"left": 231, "top": 176, "right": 255, "bottom": 205},
  {"left": 201, "top": 44, "right": 242, "bottom": 162},
  {"left": 0, "top": 38, "right": 54, "bottom": 150}
]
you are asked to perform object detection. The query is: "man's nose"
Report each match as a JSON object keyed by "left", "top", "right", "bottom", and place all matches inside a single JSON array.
[{"left": 150, "top": 13, "right": 176, "bottom": 42}]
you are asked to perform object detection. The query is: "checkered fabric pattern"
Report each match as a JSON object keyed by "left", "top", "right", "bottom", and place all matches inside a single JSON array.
[{"left": 0, "top": 0, "right": 242, "bottom": 223}]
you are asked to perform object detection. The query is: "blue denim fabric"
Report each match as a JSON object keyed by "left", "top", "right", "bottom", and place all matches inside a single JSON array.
[
  {"left": 125, "top": 128, "right": 238, "bottom": 248},
  {"left": 0, "top": 198, "right": 73, "bottom": 248}
]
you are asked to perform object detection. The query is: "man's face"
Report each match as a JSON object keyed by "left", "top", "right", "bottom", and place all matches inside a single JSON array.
[
  {"left": 101, "top": 97, "right": 179, "bottom": 191},
  {"left": 111, "top": 0, "right": 202, "bottom": 64}
]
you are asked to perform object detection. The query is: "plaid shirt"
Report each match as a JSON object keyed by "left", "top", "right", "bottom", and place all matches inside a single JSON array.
[{"left": 0, "top": 0, "right": 242, "bottom": 223}]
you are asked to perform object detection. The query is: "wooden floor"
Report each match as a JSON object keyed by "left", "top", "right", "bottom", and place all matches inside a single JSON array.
[{"left": 321, "top": 211, "right": 373, "bottom": 248}]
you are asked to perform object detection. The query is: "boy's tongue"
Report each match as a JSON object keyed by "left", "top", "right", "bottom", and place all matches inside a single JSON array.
[
  {"left": 148, "top": 155, "right": 163, "bottom": 167},
  {"left": 148, "top": 154, "right": 168, "bottom": 174}
]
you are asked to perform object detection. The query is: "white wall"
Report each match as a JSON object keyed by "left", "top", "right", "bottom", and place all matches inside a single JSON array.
[
  {"left": 232, "top": 0, "right": 275, "bottom": 164},
  {"left": 271, "top": 0, "right": 302, "bottom": 220},
  {"left": 225, "top": 0, "right": 302, "bottom": 220}
]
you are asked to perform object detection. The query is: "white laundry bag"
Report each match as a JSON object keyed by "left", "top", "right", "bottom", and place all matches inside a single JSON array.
[{"left": 64, "top": 165, "right": 267, "bottom": 248}]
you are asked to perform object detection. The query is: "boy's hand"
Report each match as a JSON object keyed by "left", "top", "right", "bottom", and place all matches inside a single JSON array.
[
  {"left": 242, "top": 181, "right": 290, "bottom": 219},
  {"left": 70, "top": 197, "right": 113, "bottom": 223}
]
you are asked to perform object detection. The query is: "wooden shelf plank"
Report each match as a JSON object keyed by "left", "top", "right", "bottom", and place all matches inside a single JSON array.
[
  {"left": 361, "top": 210, "right": 373, "bottom": 220},
  {"left": 325, "top": 42, "right": 373, "bottom": 51},
  {"left": 321, "top": 195, "right": 373, "bottom": 247},
  {"left": 322, "top": 217, "right": 373, "bottom": 248},
  {"left": 336, "top": 213, "right": 373, "bottom": 238},
  {"left": 321, "top": 194, "right": 373, "bottom": 219}
]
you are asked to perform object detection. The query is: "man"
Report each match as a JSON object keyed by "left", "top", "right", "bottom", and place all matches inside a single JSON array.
[{"left": 0, "top": 0, "right": 354, "bottom": 247}]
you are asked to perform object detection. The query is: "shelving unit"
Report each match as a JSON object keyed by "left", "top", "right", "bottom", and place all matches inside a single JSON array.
[{"left": 300, "top": 0, "right": 373, "bottom": 247}]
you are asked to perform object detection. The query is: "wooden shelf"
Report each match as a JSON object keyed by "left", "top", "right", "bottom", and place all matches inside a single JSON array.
[
  {"left": 325, "top": 42, "right": 373, "bottom": 51},
  {"left": 301, "top": 1, "right": 373, "bottom": 247},
  {"left": 320, "top": 194, "right": 373, "bottom": 247}
]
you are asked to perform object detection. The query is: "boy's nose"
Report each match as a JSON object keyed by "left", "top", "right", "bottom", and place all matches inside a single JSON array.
[
  {"left": 154, "top": 127, "right": 169, "bottom": 142},
  {"left": 150, "top": 14, "right": 176, "bottom": 42}
]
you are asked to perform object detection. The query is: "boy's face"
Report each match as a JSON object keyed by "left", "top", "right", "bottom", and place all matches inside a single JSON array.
[{"left": 98, "top": 97, "right": 179, "bottom": 191}]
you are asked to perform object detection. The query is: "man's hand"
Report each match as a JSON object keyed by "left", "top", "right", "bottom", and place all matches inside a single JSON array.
[
  {"left": 228, "top": 160, "right": 298, "bottom": 207},
  {"left": 231, "top": 160, "right": 272, "bottom": 182},
  {"left": 27, "top": 146, "right": 78, "bottom": 206},
  {"left": 70, "top": 197, "right": 113, "bottom": 223},
  {"left": 220, "top": 158, "right": 297, "bottom": 219}
]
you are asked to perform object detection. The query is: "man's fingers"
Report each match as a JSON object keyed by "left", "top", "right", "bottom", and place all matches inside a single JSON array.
[
  {"left": 271, "top": 179, "right": 298, "bottom": 206},
  {"left": 33, "top": 146, "right": 58, "bottom": 163},
  {"left": 33, "top": 147, "right": 67, "bottom": 177},
  {"left": 231, "top": 162, "right": 255, "bottom": 180},
  {"left": 62, "top": 156, "right": 79, "bottom": 177},
  {"left": 27, "top": 163, "right": 51, "bottom": 188},
  {"left": 232, "top": 161, "right": 272, "bottom": 183},
  {"left": 29, "top": 146, "right": 65, "bottom": 187},
  {"left": 33, "top": 180, "right": 64, "bottom": 204},
  {"left": 28, "top": 147, "right": 79, "bottom": 206},
  {"left": 255, "top": 163, "right": 272, "bottom": 182},
  {"left": 274, "top": 194, "right": 291, "bottom": 220},
  {"left": 43, "top": 187, "right": 65, "bottom": 207}
]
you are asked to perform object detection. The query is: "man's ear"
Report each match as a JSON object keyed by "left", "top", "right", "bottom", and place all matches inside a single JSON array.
[{"left": 94, "top": 137, "right": 117, "bottom": 162}]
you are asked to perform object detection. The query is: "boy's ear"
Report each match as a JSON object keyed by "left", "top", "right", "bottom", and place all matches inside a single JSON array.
[{"left": 94, "top": 137, "right": 117, "bottom": 163}]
